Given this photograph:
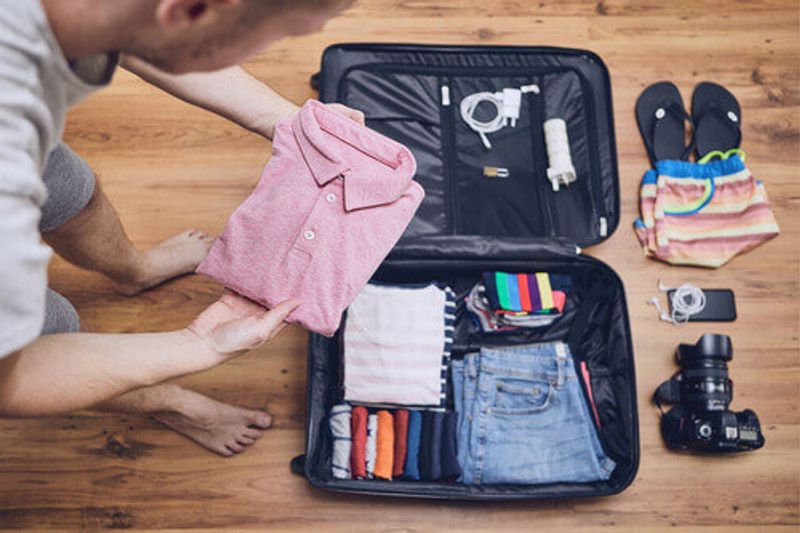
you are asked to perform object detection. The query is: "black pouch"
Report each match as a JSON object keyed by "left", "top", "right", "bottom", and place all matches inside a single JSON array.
[{"left": 292, "top": 44, "right": 639, "bottom": 500}]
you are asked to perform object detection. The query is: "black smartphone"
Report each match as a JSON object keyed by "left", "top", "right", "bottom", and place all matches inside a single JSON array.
[{"left": 667, "top": 288, "right": 737, "bottom": 322}]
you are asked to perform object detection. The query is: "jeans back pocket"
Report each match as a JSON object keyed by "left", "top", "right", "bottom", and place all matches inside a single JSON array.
[{"left": 492, "top": 377, "right": 552, "bottom": 415}]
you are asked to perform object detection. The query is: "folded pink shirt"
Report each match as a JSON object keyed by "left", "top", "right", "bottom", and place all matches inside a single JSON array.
[{"left": 197, "top": 100, "right": 424, "bottom": 336}]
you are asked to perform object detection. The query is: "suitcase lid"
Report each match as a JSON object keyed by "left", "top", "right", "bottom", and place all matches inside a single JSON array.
[{"left": 314, "top": 43, "right": 620, "bottom": 255}]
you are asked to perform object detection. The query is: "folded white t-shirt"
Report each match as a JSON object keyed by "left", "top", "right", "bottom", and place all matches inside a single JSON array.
[{"left": 343, "top": 283, "right": 454, "bottom": 406}]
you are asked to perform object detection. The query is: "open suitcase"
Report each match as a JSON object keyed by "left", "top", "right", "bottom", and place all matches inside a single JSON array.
[{"left": 290, "top": 44, "right": 639, "bottom": 500}]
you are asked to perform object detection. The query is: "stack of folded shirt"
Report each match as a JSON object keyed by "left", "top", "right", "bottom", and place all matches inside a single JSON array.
[
  {"left": 343, "top": 283, "right": 454, "bottom": 408},
  {"left": 467, "top": 271, "right": 571, "bottom": 333},
  {"left": 332, "top": 405, "right": 460, "bottom": 482}
]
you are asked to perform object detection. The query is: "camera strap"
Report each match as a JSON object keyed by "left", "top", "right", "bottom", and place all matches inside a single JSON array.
[{"left": 659, "top": 404, "right": 687, "bottom": 449}]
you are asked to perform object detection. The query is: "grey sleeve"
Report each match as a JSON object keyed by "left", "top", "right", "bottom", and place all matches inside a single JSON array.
[
  {"left": 0, "top": 194, "right": 51, "bottom": 356},
  {"left": 0, "top": 7, "right": 55, "bottom": 357}
]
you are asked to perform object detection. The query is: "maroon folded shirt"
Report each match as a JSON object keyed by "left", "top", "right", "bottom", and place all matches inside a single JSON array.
[
  {"left": 393, "top": 409, "right": 410, "bottom": 478},
  {"left": 351, "top": 406, "right": 368, "bottom": 479}
]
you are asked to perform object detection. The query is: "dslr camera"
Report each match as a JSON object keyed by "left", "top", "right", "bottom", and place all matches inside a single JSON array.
[{"left": 654, "top": 334, "right": 764, "bottom": 453}]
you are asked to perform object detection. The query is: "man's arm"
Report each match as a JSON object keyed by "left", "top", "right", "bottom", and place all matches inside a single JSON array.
[
  {"left": 122, "top": 55, "right": 297, "bottom": 139},
  {"left": 0, "top": 295, "right": 297, "bottom": 417},
  {"left": 121, "top": 55, "right": 363, "bottom": 139}
]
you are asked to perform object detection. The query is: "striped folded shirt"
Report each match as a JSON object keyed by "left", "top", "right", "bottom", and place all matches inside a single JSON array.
[{"left": 343, "top": 283, "right": 454, "bottom": 407}]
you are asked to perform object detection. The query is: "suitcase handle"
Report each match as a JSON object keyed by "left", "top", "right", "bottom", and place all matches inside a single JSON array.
[{"left": 290, "top": 453, "right": 306, "bottom": 477}]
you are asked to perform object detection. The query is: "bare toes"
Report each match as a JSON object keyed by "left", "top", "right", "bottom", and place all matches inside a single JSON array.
[
  {"left": 243, "top": 428, "right": 264, "bottom": 439},
  {"left": 226, "top": 441, "right": 245, "bottom": 454},
  {"left": 217, "top": 446, "right": 234, "bottom": 457},
  {"left": 248, "top": 412, "right": 272, "bottom": 429},
  {"left": 236, "top": 436, "right": 256, "bottom": 446}
]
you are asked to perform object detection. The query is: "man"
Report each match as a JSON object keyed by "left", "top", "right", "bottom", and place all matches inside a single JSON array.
[{"left": 0, "top": 0, "right": 362, "bottom": 456}]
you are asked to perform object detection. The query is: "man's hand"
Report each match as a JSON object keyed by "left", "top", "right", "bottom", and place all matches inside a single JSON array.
[
  {"left": 187, "top": 291, "right": 298, "bottom": 361},
  {"left": 0, "top": 294, "right": 298, "bottom": 417}
]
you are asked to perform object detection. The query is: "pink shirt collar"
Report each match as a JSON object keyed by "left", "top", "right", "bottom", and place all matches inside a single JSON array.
[{"left": 293, "top": 100, "right": 417, "bottom": 211}]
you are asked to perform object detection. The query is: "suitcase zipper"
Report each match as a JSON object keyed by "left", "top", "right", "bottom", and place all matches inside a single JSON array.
[
  {"left": 440, "top": 79, "right": 459, "bottom": 234},
  {"left": 527, "top": 76, "right": 552, "bottom": 237}
]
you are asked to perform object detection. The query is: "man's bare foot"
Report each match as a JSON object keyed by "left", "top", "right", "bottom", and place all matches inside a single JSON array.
[
  {"left": 114, "top": 229, "right": 214, "bottom": 295},
  {"left": 152, "top": 389, "right": 272, "bottom": 456}
]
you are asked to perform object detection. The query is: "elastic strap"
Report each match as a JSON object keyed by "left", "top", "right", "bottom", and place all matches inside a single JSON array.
[{"left": 698, "top": 148, "right": 746, "bottom": 164}]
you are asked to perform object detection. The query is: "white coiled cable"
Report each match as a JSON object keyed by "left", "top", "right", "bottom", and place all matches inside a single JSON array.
[
  {"left": 458, "top": 85, "right": 539, "bottom": 150},
  {"left": 459, "top": 91, "right": 507, "bottom": 150},
  {"left": 648, "top": 280, "right": 707, "bottom": 325}
]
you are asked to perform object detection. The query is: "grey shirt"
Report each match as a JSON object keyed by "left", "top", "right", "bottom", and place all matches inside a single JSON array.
[{"left": 0, "top": 0, "right": 117, "bottom": 356}]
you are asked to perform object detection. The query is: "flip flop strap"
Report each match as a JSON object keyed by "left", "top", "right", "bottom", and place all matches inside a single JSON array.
[
  {"left": 648, "top": 100, "right": 695, "bottom": 162},
  {"left": 696, "top": 104, "right": 742, "bottom": 148}
]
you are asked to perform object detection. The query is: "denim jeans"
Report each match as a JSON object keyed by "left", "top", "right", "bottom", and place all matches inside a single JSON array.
[{"left": 451, "top": 342, "right": 616, "bottom": 485}]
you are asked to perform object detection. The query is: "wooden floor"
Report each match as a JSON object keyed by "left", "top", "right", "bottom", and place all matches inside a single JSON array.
[{"left": 1, "top": 0, "right": 798, "bottom": 530}]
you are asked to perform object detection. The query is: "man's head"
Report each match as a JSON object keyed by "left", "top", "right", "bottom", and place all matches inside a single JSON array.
[{"left": 121, "top": 0, "right": 352, "bottom": 73}]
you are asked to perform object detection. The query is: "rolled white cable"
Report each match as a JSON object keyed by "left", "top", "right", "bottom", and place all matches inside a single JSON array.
[
  {"left": 669, "top": 283, "right": 707, "bottom": 324},
  {"left": 459, "top": 91, "right": 505, "bottom": 149},
  {"left": 647, "top": 280, "right": 707, "bottom": 325}
]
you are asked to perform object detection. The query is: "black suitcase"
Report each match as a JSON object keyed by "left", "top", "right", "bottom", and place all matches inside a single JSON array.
[{"left": 291, "top": 44, "right": 639, "bottom": 500}]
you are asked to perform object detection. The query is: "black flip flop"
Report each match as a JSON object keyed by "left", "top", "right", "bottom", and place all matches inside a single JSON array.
[
  {"left": 692, "top": 82, "right": 742, "bottom": 159},
  {"left": 636, "top": 81, "right": 694, "bottom": 166}
]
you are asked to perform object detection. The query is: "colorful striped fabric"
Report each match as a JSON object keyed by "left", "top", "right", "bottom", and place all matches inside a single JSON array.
[
  {"left": 634, "top": 155, "right": 779, "bottom": 268},
  {"left": 482, "top": 272, "right": 570, "bottom": 314}
]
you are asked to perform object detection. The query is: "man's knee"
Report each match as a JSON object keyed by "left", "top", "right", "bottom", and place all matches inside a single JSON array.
[
  {"left": 39, "top": 143, "right": 97, "bottom": 234},
  {"left": 41, "top": 289, "right": 80, "bottom": 335}
]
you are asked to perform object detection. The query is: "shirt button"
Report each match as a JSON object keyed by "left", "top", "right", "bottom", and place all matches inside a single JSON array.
[
  {"left": 326, "top": 193, "right": 337, "bottom": 203},
  {"left": 303, "top": 230, "right": 315, "bottom": 240}
]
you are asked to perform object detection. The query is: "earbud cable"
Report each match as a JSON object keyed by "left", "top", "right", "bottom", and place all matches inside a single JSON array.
[{"left": 647, "top": 280, "right": 706, "bottom": 325}]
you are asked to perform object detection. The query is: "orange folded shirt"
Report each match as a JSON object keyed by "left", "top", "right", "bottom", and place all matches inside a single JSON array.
[{"left": 374, "top": 410, "right": 395, "bottom": 480}]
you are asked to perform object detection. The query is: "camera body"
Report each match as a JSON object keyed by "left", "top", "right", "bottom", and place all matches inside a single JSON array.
[{"left": 654, "top": 334, "right": 764, "bottom": 453}]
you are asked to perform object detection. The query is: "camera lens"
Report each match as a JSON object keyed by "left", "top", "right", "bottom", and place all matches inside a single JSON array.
[
  {"left": 679, "top": 334, "right": 733, "bottom": 364},
  {"left": 682, "top": 367, "right": 731, "bottom": 412},
  {"left": 679, "top": 335, "right": 733, "bottom": 412}
]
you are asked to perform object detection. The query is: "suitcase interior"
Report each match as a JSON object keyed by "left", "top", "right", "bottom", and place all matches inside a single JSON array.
[{"left": 297, "top": 44, "right": 639, "bottom": 500}]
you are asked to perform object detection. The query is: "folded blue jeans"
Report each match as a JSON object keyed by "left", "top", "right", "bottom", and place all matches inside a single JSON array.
[{"left": 451, "top": 342, "right": 616, "bottom": 485}]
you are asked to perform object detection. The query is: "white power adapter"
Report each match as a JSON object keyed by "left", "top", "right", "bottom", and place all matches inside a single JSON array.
[
  {"left": 459, "top": 84, "right": 539, "bottom": 149},
  {"left": 544, "top": 118, "right": 577, "bottom": 191},
  {"left": 501, "top": 88, "right": 521, "bottom": 127}
]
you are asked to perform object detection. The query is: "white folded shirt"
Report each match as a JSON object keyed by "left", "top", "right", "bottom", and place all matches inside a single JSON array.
[{"left": 343, "top": 283, "right": 453, "bottom": 406}]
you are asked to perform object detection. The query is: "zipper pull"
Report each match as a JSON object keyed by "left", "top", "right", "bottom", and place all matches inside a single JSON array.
[
  {"left": 441, "top": 85, "right": 450, "bottom": 107},
  {"left": 599, "top": 216, "right": 608, "bottom": 238}
]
